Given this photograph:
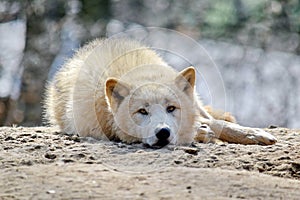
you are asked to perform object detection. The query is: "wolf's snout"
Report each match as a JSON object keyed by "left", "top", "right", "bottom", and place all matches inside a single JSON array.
[
  {"left": 155, "top": 128, "right": 171, "bottom": 140},
  {"left": 149, "top": 127, "right": 171, "bottom": 148}
]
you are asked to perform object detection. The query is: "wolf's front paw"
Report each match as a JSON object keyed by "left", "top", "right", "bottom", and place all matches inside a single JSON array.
[
  {"left": 194, "top": 124, "right": 224, "bottom": 144},
  {"left": 246, "top": 128, "right": 277, "bottom": 145}
]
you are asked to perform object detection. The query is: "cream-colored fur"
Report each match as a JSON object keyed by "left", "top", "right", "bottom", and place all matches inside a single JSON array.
[{"left": 44, "top": 38, "right": 277, "bottom": 147}]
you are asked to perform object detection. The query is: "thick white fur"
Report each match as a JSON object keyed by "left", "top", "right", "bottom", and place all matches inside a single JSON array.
[
  {"left": 44, "top": 38, "right": 277, "bottom": 146},
  {"left": 44, "top": 38, "right": 208, "bottom": 146}
]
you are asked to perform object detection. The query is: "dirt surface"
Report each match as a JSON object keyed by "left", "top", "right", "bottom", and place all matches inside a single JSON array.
[{"left": 1, "top": 126, "right": 300, "bottom": 199}]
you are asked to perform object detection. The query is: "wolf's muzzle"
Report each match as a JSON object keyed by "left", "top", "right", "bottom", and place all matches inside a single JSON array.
[
  {"left": 148, "top": 127, "right": 171, "bottom": 148},
  {"left": 156, "top": 128, "right": 171, "bottom": 140}
]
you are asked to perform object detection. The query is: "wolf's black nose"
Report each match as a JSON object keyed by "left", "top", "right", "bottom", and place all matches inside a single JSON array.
[{"left": 156, "top": 128, "right": 170, "bottom": 140}]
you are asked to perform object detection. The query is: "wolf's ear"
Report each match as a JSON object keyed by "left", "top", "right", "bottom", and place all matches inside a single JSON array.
[
  {"left": 105, "top": 78, "right": 130, "bottom": 110},
  {"left": 175, "top": 66, "right": 196, "bottom": 96}
]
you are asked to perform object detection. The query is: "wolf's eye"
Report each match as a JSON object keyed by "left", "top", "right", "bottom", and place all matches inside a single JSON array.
[
  {"left": 138, "top": 108, "right": 148, "bottom": 115},
  {"left": 166, "top": 106, "right": 176, "bottom": 113}
]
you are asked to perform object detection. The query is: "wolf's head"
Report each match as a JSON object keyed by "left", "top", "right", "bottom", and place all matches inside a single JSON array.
[{"left": 105, "top": 67, "right": 196, "bottom": 148}]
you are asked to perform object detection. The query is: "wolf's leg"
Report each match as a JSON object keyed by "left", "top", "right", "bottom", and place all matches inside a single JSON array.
[
  {"left": 194, "top": 99, "right": 277, "bottom": 145},
  {"left": 197, "top": 118, "right": 277, "bottom": 145},
  {"left": 194, "top": 123, "right": 225, "bottom": 144},
  {"left": 194, "top": 101, "right": 223, "bottom": 143},
  {"left": 204, "top": 105, "right": 236, "bottom": 123}
]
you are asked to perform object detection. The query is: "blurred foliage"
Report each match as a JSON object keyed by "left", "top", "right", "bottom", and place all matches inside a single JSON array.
[
  {"left": 203, "top": 0, "right": 238, "bottom": 37},
  {"left": 79, "top": 0, "right": 111, "bottom": 22},
  {"left": 285, "top": 0, "right": 300, "bottom": 32},
  {"left": 201, "top": 0, "right": 300, "bottom": 38},
  {"left": 241, "top": 0, "right": 266, "bottom": 23}
]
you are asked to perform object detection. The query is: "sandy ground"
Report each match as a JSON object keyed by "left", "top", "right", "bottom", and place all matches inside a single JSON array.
[{"left": 0, "top": 126, "right": 300, "bottom": 199}]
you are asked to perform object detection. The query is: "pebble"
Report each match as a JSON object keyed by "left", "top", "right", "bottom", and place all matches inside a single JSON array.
[
  {"left": 180, "top": 147, "right": 199, "bottom": 155},
  {"left": 291, "top": 162, "right": 300, "bottom": 172},
  {"left": 268, "top": 125, "right": 278, "bottom": 129},
  {"left": 174, "top": 160, "right": 183, "bottom": 164},
  {"left": 5, "top": 136, "right": 15, "bottom": 141},
  {"left": 20, "top": 160, "right": 33, "bottom": 166},
  {"left": 45, "top": 153, "right": 57, "bottom": 160},
  {"left": 62, "top": 159, "right": 75, "bottom": 163},
  {"left": 136, "top": 150, "right": 145, "bottom": 153},
  {"left": 47, "top": 190, "right": 56, "bottom": 194}
]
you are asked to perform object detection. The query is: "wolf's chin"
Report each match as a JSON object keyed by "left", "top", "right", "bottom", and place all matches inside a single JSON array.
[
  {"left": 143, "top": 137, "right": 177, "bottom": 149},
  {"left": 152, "top": 139, "right": 170, "bottom": 148},
  {"left": 143, "top": 141, "right": 169, "bottom": 149}
]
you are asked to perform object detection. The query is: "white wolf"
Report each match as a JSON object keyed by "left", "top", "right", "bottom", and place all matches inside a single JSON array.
[{"left": 44, "top": 38, "right": 277, "bottom": 147}]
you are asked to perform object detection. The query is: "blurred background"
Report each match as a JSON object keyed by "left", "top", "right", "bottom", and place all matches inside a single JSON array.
[{"left": 0, "top": 0, "right": 299, "bottom": 128}]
